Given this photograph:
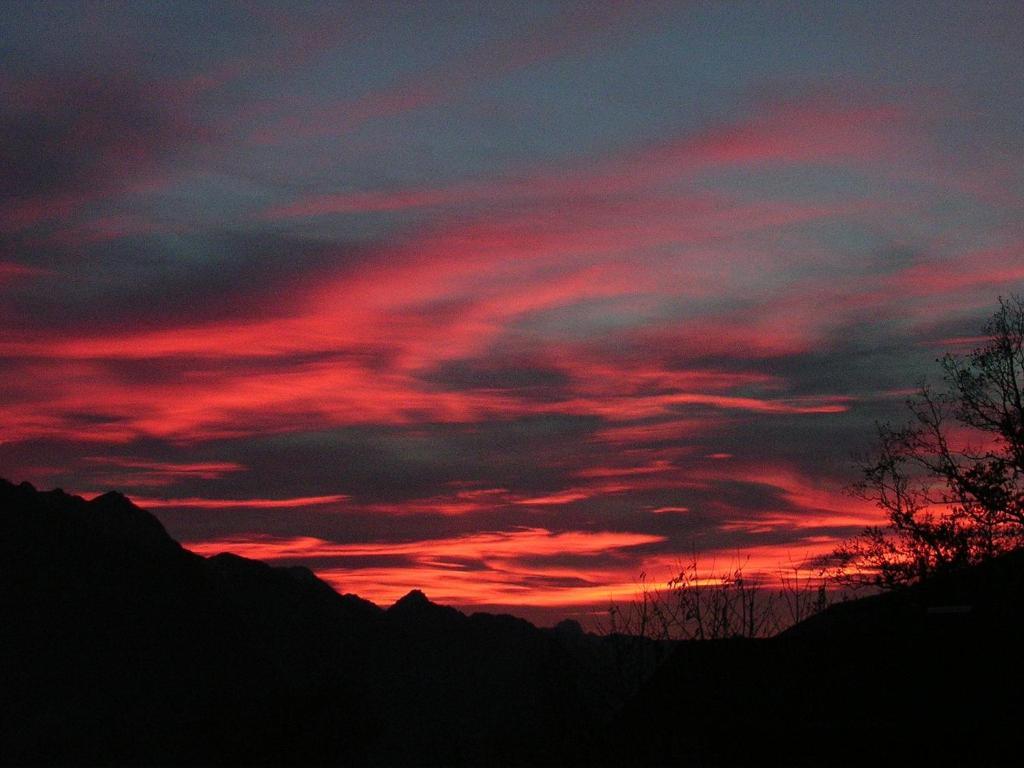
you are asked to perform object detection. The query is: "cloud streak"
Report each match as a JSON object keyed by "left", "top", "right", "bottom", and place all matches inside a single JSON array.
[
  {"left": 185, "top": 527, "right": 666, "bottom": 607},
  {"left": 2, "top": 1, "right": 1022, "bottom": 618}
]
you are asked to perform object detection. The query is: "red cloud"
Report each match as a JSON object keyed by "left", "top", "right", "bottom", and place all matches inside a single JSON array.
[
  {"left": 124, "top": 494, "right": 348, "bottom": 510},
  {"left": 79, "top": 456, "right": 246, "bottom": 487},
  {"left": 180, "top": 513, "right": 859, "bottom": 610},
  {"left": 2, "top": 185, "right": 861, "bottom": 443}
]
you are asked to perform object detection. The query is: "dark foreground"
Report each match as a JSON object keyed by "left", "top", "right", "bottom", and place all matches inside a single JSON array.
[{"left": 2, "top": 478, "right": 1022, "bottom": 765}]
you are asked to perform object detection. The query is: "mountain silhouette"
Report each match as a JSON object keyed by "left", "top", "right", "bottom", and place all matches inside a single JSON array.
[
  {"left": 4, "top": 477, "right": 1023, "bottom": 766},
  {"left": 0, "top": 479, "right": 659, "bottom": 765}
]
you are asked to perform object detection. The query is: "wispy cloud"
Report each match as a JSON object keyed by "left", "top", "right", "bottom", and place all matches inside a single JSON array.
[
  {"left": 3, "top": 1, "right": 1022, "bottom": 617},
  {"left": 127, "top": 494, "right": 348, "bottom": 509},
  {"left": 185, "top": 527, "right": 665, "bottom": 606}
]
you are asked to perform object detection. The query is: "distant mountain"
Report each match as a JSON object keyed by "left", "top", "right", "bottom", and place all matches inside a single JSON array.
[
  {"left": 7, "top": 477, "right": 1021, "bottom": 766},
  {"left": 0, "top": 479, "right": 661, "bottom": 766},
  {"left": 595, "top": 545, "right": 1024, "bottom": 766}
]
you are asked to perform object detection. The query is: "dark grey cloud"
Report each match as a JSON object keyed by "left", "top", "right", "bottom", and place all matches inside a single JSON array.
[
  {"left": 0, "top": 73, "right": 206, "bottom": 212},
  {"left": 1, "top": 229, "right": 380, "bottom": 334},
  {"left": 421, "top": 358, "right": 573, "bottom": 402}
]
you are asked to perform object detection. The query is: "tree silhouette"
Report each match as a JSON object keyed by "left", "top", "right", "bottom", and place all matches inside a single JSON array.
[{"left": 835, "top": 295, "right": 1024, "bottom": 588}]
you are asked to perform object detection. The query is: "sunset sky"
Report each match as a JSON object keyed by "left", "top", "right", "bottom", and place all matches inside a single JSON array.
[{"left": 2, "top": 1, "right": 1022, "bottom": 623}]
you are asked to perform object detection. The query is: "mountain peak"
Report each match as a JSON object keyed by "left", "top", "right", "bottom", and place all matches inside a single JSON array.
[
  {"left": 0, "top": 479, "right": 176, "bottom": 552},
  {"left": 86, "top": 490, "right": 173, "bottom": 544},
  {"left": 92, "top": 489, "right": 129, "bottom": 504},
  {"left": 552, "top": 618, "right": 585, "bottom": 637},
  {"left": 393, "top": 589, "right": 431, "bottom": 609},
  {"left": 387, "top": 589, "right": 466, "bottom": 627}
]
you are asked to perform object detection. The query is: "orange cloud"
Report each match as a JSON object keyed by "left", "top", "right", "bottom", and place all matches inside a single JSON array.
[
  {"left": 181, "top": 523, "right": 856, "bottom": 609},
  {"left": 184, "top": 527, "right": 667, "bottom": 607},
  {"left": 186, "top": 527, "right": 662, "bottom": 561}
]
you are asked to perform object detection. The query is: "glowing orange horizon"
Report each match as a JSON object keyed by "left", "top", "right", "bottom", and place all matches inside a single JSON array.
[{"left": 182, "top": 527, "right": 853, "bottom": 611}]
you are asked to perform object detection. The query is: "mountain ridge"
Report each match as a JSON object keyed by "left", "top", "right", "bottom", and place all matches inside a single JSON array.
[
  {"left": 0, "top": 478, "right": 658, "bottom": 765},
  {"left": 4, "top": 477, "right": 1024, "bottom": 766}
]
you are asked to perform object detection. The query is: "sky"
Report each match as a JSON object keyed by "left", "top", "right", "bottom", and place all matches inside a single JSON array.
[{"left": 2, "top": 0, "right": 1022, "bottom": 624}]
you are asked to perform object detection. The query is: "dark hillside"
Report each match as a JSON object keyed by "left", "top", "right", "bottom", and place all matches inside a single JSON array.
[
  {"left": 0, "top": 479, "right": 656, "bottom": 766},
  {"left": 597, "top": 548, "right": 1024, "bottom": 766},
  {"left": 6, "top": 477, "right": 1019, "bottom": 766}
]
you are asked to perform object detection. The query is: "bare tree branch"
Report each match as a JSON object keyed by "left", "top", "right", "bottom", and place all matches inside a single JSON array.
[{"left": 833, "top": 295, "right": 1024, "bottom": 589}]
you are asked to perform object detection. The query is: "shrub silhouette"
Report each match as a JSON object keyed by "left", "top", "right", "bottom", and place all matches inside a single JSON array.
[{"left": 603, "top": 555, "right": 831, "bottom": 643}]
